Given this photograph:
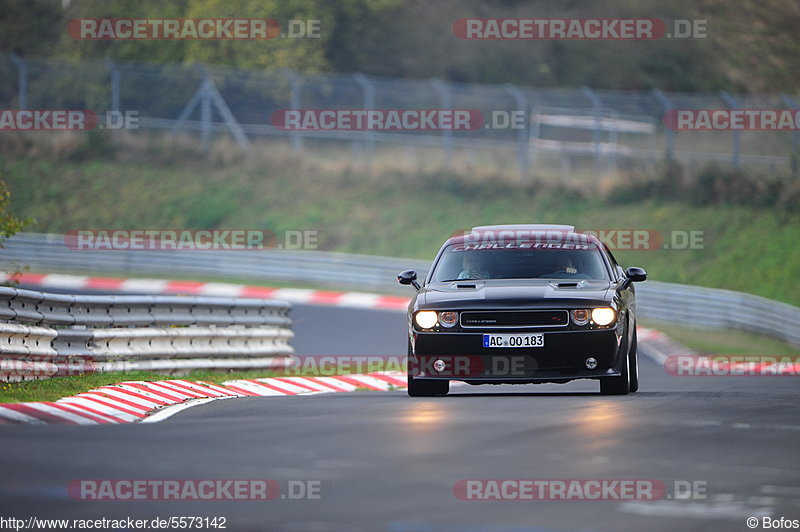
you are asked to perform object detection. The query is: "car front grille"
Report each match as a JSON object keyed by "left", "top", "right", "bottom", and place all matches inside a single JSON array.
[{"left": 460, "top": 310, "right": 568, "bottom": 328}]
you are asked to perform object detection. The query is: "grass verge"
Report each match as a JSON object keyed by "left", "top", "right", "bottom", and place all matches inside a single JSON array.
[{"left": 642, "top": 320, "right": 800, "bottom": 357}]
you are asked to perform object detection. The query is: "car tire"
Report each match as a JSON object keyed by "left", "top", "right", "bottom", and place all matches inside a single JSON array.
[
  {"left": 600, "top": 336, "right": 630, "bottom": 395},
  {"left": 407, "top": 375, "right": 450, "bottom": 397},
  {"left": 628, "top": 328, "right": 639, "bottom": 393},
  {"left": 407, "top": 340, "right": 449, "bottom": 397}
]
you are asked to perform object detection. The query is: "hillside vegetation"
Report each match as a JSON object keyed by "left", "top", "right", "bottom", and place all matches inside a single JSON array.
[{"left": 2, "top": 0, "right": 800, "bottom": 93}]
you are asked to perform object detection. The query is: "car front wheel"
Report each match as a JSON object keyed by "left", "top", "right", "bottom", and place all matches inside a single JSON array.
[
  {"left": 628, "top": 329, "right": 639, "bottom": 393},
  {"left": 600, "top": 339, "right": 630, "bottom": 396}
]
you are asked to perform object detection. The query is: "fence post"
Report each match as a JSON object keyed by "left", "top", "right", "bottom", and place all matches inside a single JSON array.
[
  {"left": 170, "top": 66, "right": 250, "bottom": 153},
  {"left": 431, "top": 78, "right": 453, "bottom": 167},
  {"left": 504, "top": 84, "right": 529, "bottom": 179},
  {"left": 10, "top": 54, "right": 27, "bottom": 110},
  {"left": 582, "top": 86, "right": 602, "bottom": 181},
  {"left": 285, "top": 69, "right": 303, "bottom": 157},
  {"left": 106, "top": 59, "right": 120, "bottom": 113},
  {"left": 354, "top": 73, "right": 375, "bottom": 171},
  {"left": 200, "top": 80, "right": 212, "bottom": 151},
  {"left": 780, "top": 93, "right": 798, "bottom": 177},
  {"left": 720, "top": 91, "right": 740, "bottom": 169},
  {"left": 652, "top": 89, "right": 674, "bottom": 161}
]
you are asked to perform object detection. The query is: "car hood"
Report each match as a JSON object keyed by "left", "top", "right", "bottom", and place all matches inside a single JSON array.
[{"left": 417, "top": 279, "right": 614, "bottom": 310}]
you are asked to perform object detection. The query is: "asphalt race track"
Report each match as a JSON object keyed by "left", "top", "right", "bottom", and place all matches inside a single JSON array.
[{"left": 1, "top": 303, "right": 799, "bottom": 531}]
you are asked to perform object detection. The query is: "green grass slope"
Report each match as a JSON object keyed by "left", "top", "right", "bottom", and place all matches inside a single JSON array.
[{"left": 4, "top": 155, "right": 799, "bottom": 305}]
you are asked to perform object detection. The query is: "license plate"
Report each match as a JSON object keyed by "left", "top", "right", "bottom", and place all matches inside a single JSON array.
[{"left": 483, "top": 333, "right": 544, "bottom": 348}]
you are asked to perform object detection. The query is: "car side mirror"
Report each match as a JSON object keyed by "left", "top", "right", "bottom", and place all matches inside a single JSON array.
[
  {"left": 397, "top": 270, "right": 420, "bottom": 290},
  {"left": 621, "top": 267, "right": 647, "bottom": 289},
  {"left": 626, "top": 267, "right": 647, "bottom": 282}
]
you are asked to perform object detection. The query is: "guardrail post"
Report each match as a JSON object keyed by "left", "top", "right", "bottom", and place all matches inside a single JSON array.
[
  {"left": 431, "top": 78, "right": 453, "bottom": 167},
  {"left": 720, "top": 91, "right": 741, "bottom": 169},
  {"left": 652, "top": 89, "right": 674, "bottom": 161},
  {"left": 582, "top": 86, "right": 603, "bottom": 181},
  {"left": 504, "top": 84, "right": 530, "bottom": 180},
  {"left": 354, "top": 73, "right": 375, "bottom": 171},
  {"left": 10, "top": 53, "right": 27, "bottom": 110},
  {"left": 780, "top": 93, "right": 799, "bottom": 177},
  {"left": 285, "top": 69, "right": 303, "bottom": 157}
]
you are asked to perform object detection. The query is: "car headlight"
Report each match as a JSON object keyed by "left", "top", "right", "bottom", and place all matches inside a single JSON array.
[
  {"left": 439, "top": 311, "right": 458, "bottom": 328},
  {"left": 571, "top": 309, "right": 590, "bottom": 326},
  {"left": 415, "top": 311, "right": 438, "bottom": 329},
  {"left": 591, "top": 307, "right": 616, "bottom": 326}
]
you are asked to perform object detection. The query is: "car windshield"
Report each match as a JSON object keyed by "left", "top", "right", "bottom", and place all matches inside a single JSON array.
[{"left": 431, "top": 242, "right": 609, "bottom": 282}]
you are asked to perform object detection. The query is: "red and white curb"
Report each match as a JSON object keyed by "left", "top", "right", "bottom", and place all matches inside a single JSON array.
[
  {"left": 636, "top": 327, "right": 696, "bottom": 364},
  {"left": 0, "top": 372, "right": 408, "bottom": 426},
  {"left": 0, "top": 272, "right": 410, "bottom": 311}
]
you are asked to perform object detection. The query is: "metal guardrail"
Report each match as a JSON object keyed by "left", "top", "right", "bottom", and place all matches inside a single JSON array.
[
  {"left": 0, "top": 286, "right": 292, "bottom": 327},
  {"left": 0, "top": 233, "right": 423, "bottom": 295},
  {"left": 0, "top": 284, "right": 294, "bottom": 381},
  {"left": 634, "top": 281, "right": 800, "bottom": 347},
  {"left": 2, "top": 233, "right": 798, "bottom": 348}
]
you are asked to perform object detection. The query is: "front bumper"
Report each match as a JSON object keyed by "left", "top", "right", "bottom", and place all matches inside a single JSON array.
[{"left": 411, "top": 329, "right": 623, "bottom": 383}]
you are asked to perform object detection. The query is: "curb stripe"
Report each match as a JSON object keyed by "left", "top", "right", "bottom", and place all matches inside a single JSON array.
[
  {"left": 92, "top": 387, "right": 159, "bottom": 412},
  {"left": 102, "top": 386, "right": 171, "bottom": 406},
  {"left": 47, "top": 402, "right": 118, "bottom": 424},
  {"left": 123, "top": 382, "right": 188, "bottom": 402},
  {"left": 5, "top": 403, "right": 80, "bottom": 425},
  {"left": 33, "top": 402, "right": 102, "bottom": 425},
  {"left": 271, "top": 377, "right": 329, "bottom": 393},
  {"left": 0, "top": 405, "right": 47, "bottom": 425},
  {"left": 14, "top": 272, "right": 411, "bottom": 311},
  {"left": 197, "top": 381, "right": 248, "bottom": 396},
  {"left": 137, "top": 381, "right": 203, "bottom": 403},
  {"left": 74, "top": 394, "right": 148, "bottom": 417},
  {"left": 219, "top": 383, "right": 265, "bottom": 396},
  {"left": 170, "top": 380, "right": 234, "bottom": 397},
  {"left": 244, "top": 379, "right": 301, "bottom": 395},
  {"left": 58, "top": 398, "right": 136, "bottom": 422},
  {"left": 313, "top": 377, "right": 358, "bottom": 391},
  {"left": 0, "top": 372, "right": 406, "bottom": 426},
  {"left": 330, "top": 375, "right": 386, "bottom": 390},
  {"left": 285, "top": 377, "right": 343, "bottom": 393},
  {"left": 370, "top": 373, "right": 407, "bottom": 387}
]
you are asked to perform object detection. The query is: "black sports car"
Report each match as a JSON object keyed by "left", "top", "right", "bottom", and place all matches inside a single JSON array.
[{"left": 398, "top": 224, "right": 647, "bottom": 396}]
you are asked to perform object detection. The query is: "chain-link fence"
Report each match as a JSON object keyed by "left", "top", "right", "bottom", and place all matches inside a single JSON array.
[{"left": 3, "top": 54, "right": 798, "bottom": 179}]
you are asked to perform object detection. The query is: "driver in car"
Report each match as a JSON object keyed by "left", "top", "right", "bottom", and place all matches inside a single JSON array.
[
  {"left": 458, "top": 252, "right": 491, "bottom": 280},
  {"left": 543, "top": 255, "right": 578, "bottom": 277}
]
